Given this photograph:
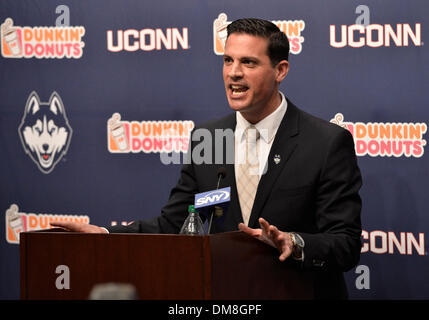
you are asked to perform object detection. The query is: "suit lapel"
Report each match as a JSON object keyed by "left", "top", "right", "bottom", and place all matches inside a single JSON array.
[
  {"left": 247, "top": 101, "right": 300, "bottom": 228},
  {"left": 216, "top": 114, "right": 244, "bottom": 227}
]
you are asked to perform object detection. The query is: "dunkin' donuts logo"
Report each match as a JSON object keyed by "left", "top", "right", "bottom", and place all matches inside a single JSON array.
[
  {"left": 1, "top": 18, "right": 85, "bottom": 59},
  {"left": 331, "top": 113, "right": 427, "bottom": 157},
  {"left": 5, "top": 204, "right": 89, "bottom": 244},
  {"left": 107, "top": 113, "right": 194, "bottom": 153},
  {"left": 213, "top": 13, "right": 305, "bottom": 55}
]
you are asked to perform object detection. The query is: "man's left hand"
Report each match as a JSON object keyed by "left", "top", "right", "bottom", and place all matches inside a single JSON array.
[{"left": 238, "top": 217, "right": 293, "bottom": 261}]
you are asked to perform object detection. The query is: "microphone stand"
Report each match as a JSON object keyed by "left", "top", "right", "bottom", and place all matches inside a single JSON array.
[{"left": 207, "top": 168, "right": 226, "bottom": 234}]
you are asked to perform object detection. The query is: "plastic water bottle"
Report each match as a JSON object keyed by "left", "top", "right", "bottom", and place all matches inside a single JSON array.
[{"left": 179, "top": 205, "right": 205, "bottom": 235}]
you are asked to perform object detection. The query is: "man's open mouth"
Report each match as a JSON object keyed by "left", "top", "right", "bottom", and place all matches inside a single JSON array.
[{"left": 230, "top": 84, "right": 249, "bottom": 96}]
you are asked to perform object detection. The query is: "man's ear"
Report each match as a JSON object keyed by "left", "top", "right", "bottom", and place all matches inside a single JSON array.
[{"left": 275, "top": 60, "right": 289, "bottom": 83}]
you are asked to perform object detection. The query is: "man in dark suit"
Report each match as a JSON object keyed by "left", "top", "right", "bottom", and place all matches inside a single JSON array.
[{"left": 52, "top": 18, "right": 362, "bottom": 299}]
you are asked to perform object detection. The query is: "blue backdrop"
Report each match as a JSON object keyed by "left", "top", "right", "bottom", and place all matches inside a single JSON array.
[{"left": 1, "top": 0, "right": 428, "bottom": 299}]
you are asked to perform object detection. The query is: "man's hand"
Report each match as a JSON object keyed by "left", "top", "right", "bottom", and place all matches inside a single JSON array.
[
  {"left": 238, "top": 217, "right": 293, "bottom": 261},
  {"left": 50, "top": 221, "right": 108, "bottom": 233}
]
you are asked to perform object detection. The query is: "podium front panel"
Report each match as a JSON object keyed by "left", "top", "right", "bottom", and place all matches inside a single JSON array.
[
  {"left": 20, "top": 231, "right": 208, "bottom": 300},
  {"left": 209, "top": 231, "right": 314, "bottom": 299}
]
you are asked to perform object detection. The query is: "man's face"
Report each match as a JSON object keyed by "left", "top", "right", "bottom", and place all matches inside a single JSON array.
[{"left": 223, "top": 33, "right": 284, "bottom": 123}]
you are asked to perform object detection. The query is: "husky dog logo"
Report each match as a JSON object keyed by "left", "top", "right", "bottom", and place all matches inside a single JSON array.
[{"left": 18, "top": 92, "right": 72, "bottom": 174}]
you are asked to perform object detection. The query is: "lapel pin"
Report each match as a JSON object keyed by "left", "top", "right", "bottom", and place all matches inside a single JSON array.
[{"left": 274, "top": 154, "right": 281, "bottom": 164}]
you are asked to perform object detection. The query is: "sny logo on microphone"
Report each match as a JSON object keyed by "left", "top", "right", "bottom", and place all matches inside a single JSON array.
[{"left": 195, "top": 187, "right": 231, "bottom": 208}]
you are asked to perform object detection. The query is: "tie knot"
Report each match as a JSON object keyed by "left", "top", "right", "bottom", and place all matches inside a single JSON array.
[{"left": 245, "top": 125, "right": 260, "bottom": 142}]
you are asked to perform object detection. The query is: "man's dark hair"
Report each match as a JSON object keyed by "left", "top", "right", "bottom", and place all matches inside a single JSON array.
[{"left": 226, "top": 18, "right": 290, "bottom": 66}]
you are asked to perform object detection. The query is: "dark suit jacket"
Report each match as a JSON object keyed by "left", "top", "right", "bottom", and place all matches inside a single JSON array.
[{"left": 108, "top": 99, "right": 363, "bottom": 299}]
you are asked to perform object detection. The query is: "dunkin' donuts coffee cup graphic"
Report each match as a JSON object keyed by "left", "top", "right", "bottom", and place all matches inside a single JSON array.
[
  {"left": 108, "top": 113, "right": 129, "bottom": 152},
  {"left": 213, "top": 13, "right": 230, "bottom": 55},
  {"left": 212, "top": 13, "right": 305, "bottom": 55},
  {"left": 1, "top": 18, "right": 22, "bottom": 57},
  {"left": 330, "top": 113, "right": 348, "bottom": 130},
  {"left": 6, "top": 204, "right": 23, "bottom": 241}
]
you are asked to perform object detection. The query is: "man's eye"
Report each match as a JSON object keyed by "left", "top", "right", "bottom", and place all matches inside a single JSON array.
[
  {"left": 243, "top": 60, "right": 255, "bottom": 65},
  {"left": 223, "top": 57, "right": 232, "bottom": 63}
]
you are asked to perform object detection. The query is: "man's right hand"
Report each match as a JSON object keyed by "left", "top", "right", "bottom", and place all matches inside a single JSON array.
[
  {"left": 50, "top": 221, "right": 108, "bottom": 233},
  {"left": 238, "top": 217, "right": 294, "bottom": 262}
]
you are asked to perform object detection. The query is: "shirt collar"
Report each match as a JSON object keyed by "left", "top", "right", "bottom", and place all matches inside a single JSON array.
[{"left": 235, "top": 91, "right": 288, "bottom": 143}]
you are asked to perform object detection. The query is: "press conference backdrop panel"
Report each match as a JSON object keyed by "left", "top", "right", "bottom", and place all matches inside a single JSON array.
[{"left": 1, "top": 0, "right": 428, "bottom": 299}]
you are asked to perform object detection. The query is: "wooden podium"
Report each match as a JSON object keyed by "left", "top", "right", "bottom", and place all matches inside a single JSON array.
[{"left": 20, "top": 230, "right": 314, "bottom": 300}]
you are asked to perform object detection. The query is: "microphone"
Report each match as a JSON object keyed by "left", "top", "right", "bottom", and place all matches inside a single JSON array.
[
  {"left": 209, "top": 167, "right": 227, "bottom": 233},
  {"left": 194, "top": 167, "right": 229, "bottom": 234},
  {"left": 216, "top": 167, "right": 227, "bottom": 189}
]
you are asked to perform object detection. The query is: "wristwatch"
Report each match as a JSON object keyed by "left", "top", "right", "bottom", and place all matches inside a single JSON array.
[{"left": 290, "top": 232, "right": 305, "bottom": 261}]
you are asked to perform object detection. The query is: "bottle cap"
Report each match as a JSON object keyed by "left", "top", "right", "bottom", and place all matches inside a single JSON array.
[{"left": 188, "top": 205, "right": 195, "bottom": 213}]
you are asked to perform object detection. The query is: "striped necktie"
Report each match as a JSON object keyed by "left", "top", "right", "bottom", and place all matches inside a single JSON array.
[{"left": 236, "top": 125, "right": 260, "bottom": 226}]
